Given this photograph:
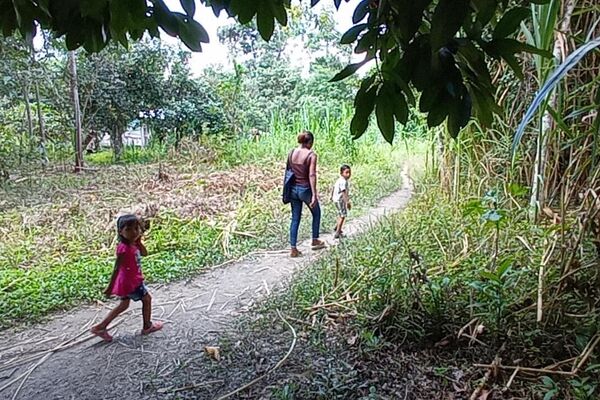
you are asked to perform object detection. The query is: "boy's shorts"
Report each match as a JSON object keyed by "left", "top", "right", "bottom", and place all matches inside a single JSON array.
[
  {"left": 335, "top": 200, "right": 348, "bottom": 218},
  {"left": 121, "top": 283, "right": 148, "bottom": 301}
]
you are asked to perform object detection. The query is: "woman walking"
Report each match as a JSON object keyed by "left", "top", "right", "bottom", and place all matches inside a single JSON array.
[{"left": 287, "top": 130, "right": 325, "bottom": 257}]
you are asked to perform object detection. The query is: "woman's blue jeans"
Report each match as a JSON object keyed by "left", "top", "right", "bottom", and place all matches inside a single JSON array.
[{"left": 289, "top": 185, "right": 321, "bottom": 248}]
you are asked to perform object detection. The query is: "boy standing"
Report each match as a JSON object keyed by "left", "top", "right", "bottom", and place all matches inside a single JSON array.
[{"left": 332, "top": 164, "right": 351, "bottom": 239}]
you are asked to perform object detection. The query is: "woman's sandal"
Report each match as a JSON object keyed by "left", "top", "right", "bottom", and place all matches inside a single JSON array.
[
  {"left": 311, "top": 240, "right": 326, "bottom": 250},
  {"left": 90, "top": 327, "right": 113, "bottom": 342},
  {"left": 142, "top": 321, "right": 164, "bottom": 335}
]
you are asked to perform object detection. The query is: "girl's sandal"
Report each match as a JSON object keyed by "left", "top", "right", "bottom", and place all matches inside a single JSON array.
[
  {"left": 91, "top": 327, "right": 113, "bottom": 342},
  {"left": 142, "top": 321, "right": 164, "bottom": 335}
]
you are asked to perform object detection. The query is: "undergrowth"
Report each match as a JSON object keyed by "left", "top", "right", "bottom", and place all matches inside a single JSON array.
[{"left": 279, "top": 182, "right": 600, "bottom": 398}]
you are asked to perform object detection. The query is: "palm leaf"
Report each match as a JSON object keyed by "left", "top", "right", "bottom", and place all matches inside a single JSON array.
[{"left": 512, "top": 37, "right": 600, "bottom": 156}]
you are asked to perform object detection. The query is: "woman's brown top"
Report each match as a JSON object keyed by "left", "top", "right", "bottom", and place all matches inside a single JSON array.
[{"left": 290, "top": 148, "right": 314, "bottom": 187}]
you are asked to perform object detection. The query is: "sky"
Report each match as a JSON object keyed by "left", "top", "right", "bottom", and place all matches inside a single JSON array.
[{"left": 162, "top": 0, "right": 361, "bottom": 75}]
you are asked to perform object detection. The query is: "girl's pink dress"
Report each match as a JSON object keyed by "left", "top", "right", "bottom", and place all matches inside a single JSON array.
[{"left": 111, "top": 242, "right": 144, "bottom": 297}]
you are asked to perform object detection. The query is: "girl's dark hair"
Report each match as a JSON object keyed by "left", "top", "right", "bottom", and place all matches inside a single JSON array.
[
  {"left": 116, "top": 214, "right": 140, "bottom": 243},
  {"left": 297, "top": 130, "right": 314, "bottom": 145},
  {"left": 340, "top": 164, "right": 351, "bottom": 174}
]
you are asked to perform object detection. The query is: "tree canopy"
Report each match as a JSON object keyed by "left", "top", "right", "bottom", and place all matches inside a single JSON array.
[{"left": 1, "top": 0, "right": 551, "bottom": 142}]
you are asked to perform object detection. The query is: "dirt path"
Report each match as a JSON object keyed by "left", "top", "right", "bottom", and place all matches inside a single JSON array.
[{"left": 0, "top": 168, "right": 412, "bottom": 400}]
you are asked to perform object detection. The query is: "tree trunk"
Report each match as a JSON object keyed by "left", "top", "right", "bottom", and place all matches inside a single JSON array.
[
  {"left": 68, "top": 51, "right": 84, "bottom": 172},
  {"left": 111, "top": 124, "right": 124, "bottom": 161},
  {"left": 22, "top": 85, "right": 34, "bottom": 146},
  {"left": 529, "top": 0, "right": 576, "bottom": 219},
  {"left": 34, "top": 79, "right": 48, "bottom": 166}
]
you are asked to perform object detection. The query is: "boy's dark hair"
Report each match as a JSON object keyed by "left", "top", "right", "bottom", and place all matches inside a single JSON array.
[
  {"left": 116, "top": 214, "right": 140, "bottom": 243},
  {"left": 340, "top": 164, "right": 351, "bottom": 174}
]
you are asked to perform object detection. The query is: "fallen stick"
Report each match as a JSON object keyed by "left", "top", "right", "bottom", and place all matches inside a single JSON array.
[
  {"left": 460, "top": 333, "right": 488, "bottom": 347},
  {"left": 167, "top": 301, "right": 182, "bottom": 319},
  {"left": 473, "top": 364, "right": 575, "bottom": 376},
  {"left": 470, "top": 356, "right": 500, "bottom": 400},
  {"left": 206, "top": 290, "right": 217, "bottom": 312},
  {"left": 505, "top": 367, "right": 520, "bottom": 390},
  {"left": 0, "top": 335, "right": 63, "bottom": 357},
  {"left": 572, "top": 334, "right": 600, "bottom": 374},
  {"left": 215, "top": 310, "right": 297, "bottom": 400},
  {"left": 306, "top": 298, "right": 358, "bottom": 312}
]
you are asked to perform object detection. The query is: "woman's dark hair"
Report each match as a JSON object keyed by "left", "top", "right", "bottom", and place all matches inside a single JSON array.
[
  {"left": 297, "top": 130, "right": 314, "bottom": 145},
  {"left": 116, "top": 214, "right": 140, "bottom": 243},
  {"left": 340, "top": 164, "right": 351, "bottom": 174}
]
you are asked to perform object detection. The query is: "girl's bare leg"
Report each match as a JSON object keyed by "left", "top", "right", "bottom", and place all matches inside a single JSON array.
[
  {"left": 94, "top": 298, "right": 130, "bottom": 330},
  {"left": 142, "top": 293, "right": 152, "bottom": 330}
]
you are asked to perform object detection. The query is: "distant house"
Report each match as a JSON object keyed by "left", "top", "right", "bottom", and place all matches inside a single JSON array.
[{"left": 99, "top": 121, "right": 151, "bottom": 148}]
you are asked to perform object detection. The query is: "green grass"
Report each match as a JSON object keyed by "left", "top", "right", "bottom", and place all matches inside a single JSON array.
[
  {"left": 0, "top": 105, "right": 418, "bottom": 330},
  {"left": 276, "top": 180, "right": 600, "bottom": 397}
]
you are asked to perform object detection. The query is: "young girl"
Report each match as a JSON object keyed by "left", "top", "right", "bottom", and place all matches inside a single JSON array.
[{"left": 91, "top": 214, "right": 163, "bottom": 342}]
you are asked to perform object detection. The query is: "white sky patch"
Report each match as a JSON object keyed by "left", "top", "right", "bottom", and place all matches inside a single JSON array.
[{"left": 162, "top": 0, "right": 363, "bottom": 76}]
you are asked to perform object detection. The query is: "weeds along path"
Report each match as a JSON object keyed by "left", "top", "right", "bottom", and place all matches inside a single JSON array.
[{"left": 0, "top": 167, "right": 412, "bottom": 400}]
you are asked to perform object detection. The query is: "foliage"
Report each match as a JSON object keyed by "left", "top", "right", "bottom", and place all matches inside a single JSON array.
[
  {"left": 283, "top": 182, "right": 599, "bottom": 395},
  {"left": 1, "top": 0, "right": 552, "bottom": 142},
  {"left": 214, "top": 3, "right": 357, "bottom": 134},
  {"left": 512, "top": 37, "right": 600, "bottom": 154}
]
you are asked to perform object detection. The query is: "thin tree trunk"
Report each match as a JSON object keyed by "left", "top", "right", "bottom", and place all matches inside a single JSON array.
[
  {"left": 68, "top": 51, "right": 84, "bottom": 172},
  {"left": 111, "top": 124, "right": 124, "bottom": 161},
  {"left": 22, "top": 85, "right": 34, "bottom": 145},
  {"left": 530, "top": 0, "right": 576, "bottom": 219},
  {"left": 34, "top": 80, "right": 48, "bottom": 167}
]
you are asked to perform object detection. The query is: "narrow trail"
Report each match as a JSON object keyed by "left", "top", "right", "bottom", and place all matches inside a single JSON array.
[{"left": 0, "top": 168, "right": 413, "bottom": 400}]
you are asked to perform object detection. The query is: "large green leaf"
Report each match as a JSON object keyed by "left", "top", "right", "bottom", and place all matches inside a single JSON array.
[
  {"left": 493, "top": 7, "right": 530, "bottom": 39},
  {"left": 471, "top": 0, "right": 497, "bottom": 25},
  {"left": 340, "top": 23, "right": 367, "bottom": 45},
  {"left": 177, "top": 15, "right": 209, "bottom": 51},
  {"left": 376, "top": 85, "right": 396, "bottom": 143},
  {"left": 391, "top": 87, "right": 409, "bottom": 125},
  {"left": 430, "top": 0, "right": 470, "bottom": 50},
  {"left": 329, "top": 59, "right": 368, "bottom": 82},
  {"left": 350, "top": 85, "right": 377, "bottom": 139},
  {"left": 81, "top": 0, "right": 108, "bottom": 19},
  {"left": 180, "top": 0, "right": 196, "bottom": 17},
  {"left": 352, "top": 0, "right": 370, "bottom": 24},
  {"left": 229, "top": 0, "right": 257, "bottom": 24},
  {"left": 153, "top": 0, "right": 179, "bottom": 36},
  {"left": 270, "top": 1, "right": 287, "bottom": 26},
  {"left": 447, "top": 92, "right": 472, "bottom": 138},
  {"left": 256, "top": 1, "right": 275, "bottom": 41}
]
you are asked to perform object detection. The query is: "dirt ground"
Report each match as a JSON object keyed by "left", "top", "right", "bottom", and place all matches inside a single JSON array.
[{"left": 0, "top": 170, "right": 412, "bottom": 400}]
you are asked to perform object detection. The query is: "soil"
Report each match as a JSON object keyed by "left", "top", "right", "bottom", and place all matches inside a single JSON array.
[{"left": 0, "top": 169, "right": 412, "bottom": 400}]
